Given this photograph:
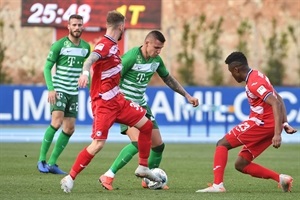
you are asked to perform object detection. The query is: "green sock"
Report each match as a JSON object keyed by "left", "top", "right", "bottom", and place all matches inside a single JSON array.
[
  {"left": 148, "top": 143, "right": 165, "bottom": 169},
  {"left": 110, "top": 142, "right": 138, "bottom": 174},
  {"left": 38, "top": 125, "right": 57, "bottom": 161},
  {"left": 47, "top": 131, "right": 71, "bottom": 166}
]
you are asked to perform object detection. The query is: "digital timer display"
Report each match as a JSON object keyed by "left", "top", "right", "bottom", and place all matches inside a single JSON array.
[{"left": 21, "top": 0, "right": 161, "bottom": 29}]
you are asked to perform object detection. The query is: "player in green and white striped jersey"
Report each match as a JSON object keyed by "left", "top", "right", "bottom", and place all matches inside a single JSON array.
[
  {"left": 100, "top": 30, "right": 199, "bottom": 190},
  {"left": 37, "top": 14, "right": 90, "bottom": 174}
]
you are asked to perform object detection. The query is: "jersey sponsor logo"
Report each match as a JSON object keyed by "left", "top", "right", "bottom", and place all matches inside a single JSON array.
[
  {"left": 95, "top": 43, "right": 104, "bottom": 51},
  {"left": 257, "top": 85, "right": 267, "bottom": 96},
  {"left": 251, "top": 82, "right": 257, "bottom": 86},
  {"left": 67, "top": 57, "right": 76, "bottom": 66}
]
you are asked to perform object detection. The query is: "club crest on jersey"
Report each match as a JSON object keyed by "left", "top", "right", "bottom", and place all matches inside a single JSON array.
[{"left": 64, "top": 41, "right": 72, "bottom": 48}]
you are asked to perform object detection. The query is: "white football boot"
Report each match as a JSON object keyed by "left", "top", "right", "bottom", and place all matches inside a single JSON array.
[
  {"left": 135, "top": 165, "right": 162, "bottom": 182},
  {"left": 196, "top": 183, "right": 226, "bottom": 193},
  {"left": 279, "top": 174, "right": 293, "bottom": 192},
  {"left": 60, "top": 175, "right": 74, "bottom": 193}
]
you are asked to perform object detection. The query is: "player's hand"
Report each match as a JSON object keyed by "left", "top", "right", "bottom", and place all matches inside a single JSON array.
[
  {"left": 283, "top": 124, "right": 297, "bottom": 134},
  {"left": 48, "top": 90, "right": 56, "bottom": 105},
  {"left": 272, "top": 134, "right": 282, "bottom": 149},
  {"left": 78, "top": 74, "right": 89, "bottom": 88},
  {"left": 187, "top": 96, "right": 199, "bottom": 107}
]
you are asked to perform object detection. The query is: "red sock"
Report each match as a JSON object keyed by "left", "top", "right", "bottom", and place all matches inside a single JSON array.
[
  {"left": 242, "top": 162, "right": 279, "bottom": 182},
  {"left": 69, "top": 147, "right": 94, "bottom": 180},
  {"left": 137, "top": 120, "right": 153, "bottom": 166},
  {"left": 213, "top": 146, "right": 228, "bottom": 184}
]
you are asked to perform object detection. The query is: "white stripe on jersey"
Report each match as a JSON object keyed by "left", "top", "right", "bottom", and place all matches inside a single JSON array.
[
  {"left": 101, "top": 64, "right": 122, "bottom": 80},
  {"left": 60, "top": 47, "right": 89, "bottom": 57},
  {"left": 132, "top": 62, "right": 160, "bottom": 72}
]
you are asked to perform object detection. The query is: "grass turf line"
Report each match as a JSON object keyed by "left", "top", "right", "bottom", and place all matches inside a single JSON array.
[{"left": 0, "top": 143, "right": 299, "bottom": 200}]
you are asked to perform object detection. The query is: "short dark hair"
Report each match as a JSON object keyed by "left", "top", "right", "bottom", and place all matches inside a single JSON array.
[
  {"left": 146, "top": 30, "right": 166, "bottom": 43},
  {"left": 106, "top": 10, "right": 125, "bottom": 27},
  {"left": 225, "top": 51, "right": 248, "bottom": 66},
  {"left": 69, "top": 14, "right": 83, "bottom": 22}
]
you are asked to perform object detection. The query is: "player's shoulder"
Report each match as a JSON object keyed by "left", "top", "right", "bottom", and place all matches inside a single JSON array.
[
  {"left": 80, "top": 39, "right": 90, "bottom": 48},
  {"left": 51, "top": 37, "right": 69, "bottom": 48},
  {"left": 125, "top": 46, "right": 140, "bottom": 55},
  {"left": 94, "top": 37, "right": 116, "bottom": 52}
]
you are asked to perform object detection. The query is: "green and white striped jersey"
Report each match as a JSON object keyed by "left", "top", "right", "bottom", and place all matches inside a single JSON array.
[
  {"left": 46, "top": 37, "right": 90, "bottom": 95},
  {"left": 120, "top": 47, "right": 169, "bottom": 106}
]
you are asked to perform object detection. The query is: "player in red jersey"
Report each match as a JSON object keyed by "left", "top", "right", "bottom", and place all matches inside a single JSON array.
[
  {"left": 196, "top": 52, "right": 297, "bottom": 193},
  {"left": 60, "top": 10, "right": 161, "bottom": 193}
]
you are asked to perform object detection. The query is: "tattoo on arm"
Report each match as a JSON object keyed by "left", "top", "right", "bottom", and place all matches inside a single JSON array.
[
  {"left": 162, "top": 75, "right": 187, "bottom": 97},
  {"left": 83, "top": 53, "right": 100, "bottom": 71}
]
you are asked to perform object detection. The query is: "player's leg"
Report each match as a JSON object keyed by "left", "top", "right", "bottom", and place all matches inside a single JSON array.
[
  {"left": 236, "top": 127, "right": 293, "bottom": 192},
  {"left": 47, "top": 117, "right": 75, "bottom": 174},
  {"left": 196, "top": 121, "right": 247, "bottom": 193},
  {"left": 48, "top": 94, "right": 78, "bottom": 174},
  {"left": 37, "top": 109, "right": 63, "bottom": 173},
  {"left": 60, "top": 99, "right": 114, "bottom": 193},
  {"left": 100, "top": 126, "right": 139, "bottom": 190},
  {"left": 109, "top": 126, "right": 139, "bottom": 174},
  {"left": 116, "top": 100, "right": 161, "bottom": 182},
  {"left": 61, "top": 139, "right": 105, "bottom": 193},
  {"left": 148, "top": 128, "right": 164, "bottom": 169}
]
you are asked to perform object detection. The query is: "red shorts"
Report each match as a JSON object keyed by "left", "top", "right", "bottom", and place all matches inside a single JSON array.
[
  {"left": 225, "top": 120, "right": 274, "bottom": 161},
  {"left": 91, "top": 93, "right": 146, "bottom": 140}
]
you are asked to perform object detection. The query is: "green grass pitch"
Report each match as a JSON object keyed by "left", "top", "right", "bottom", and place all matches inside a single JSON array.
[{"left": 0, "top": 142, "right": 299, "bottom": 200}]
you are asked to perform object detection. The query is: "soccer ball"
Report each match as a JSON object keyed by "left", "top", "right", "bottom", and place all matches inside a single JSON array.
[{"left": 143, "top": 168, "right": 168, "bottom": 190}]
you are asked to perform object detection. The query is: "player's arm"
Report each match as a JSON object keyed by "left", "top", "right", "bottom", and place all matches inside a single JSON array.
[
  {"left": 162, "top": 74, "right": 199, "bottom": 107},
  {"left": 44, "top": 43, "right": 60, "bottom": 104},
  {"left": 274, "top": 91, "right": 297, "bottom": 134},
  {"left": 43, "top": 60, "right": 55, "bottom": 91},
  {"left": 264, "top": 93, "right": 284, "bottom": 148},
  {"left": 78, "top": 52, "right": 100, "bottom": 88}
]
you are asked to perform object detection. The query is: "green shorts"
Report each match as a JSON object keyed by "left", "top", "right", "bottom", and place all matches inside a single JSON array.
[
  {"left": 120, "top": 105, "right": 158, "bottom": 134},
  {"left": 50, "top": 91, "right": 78, "bottom": 118}
]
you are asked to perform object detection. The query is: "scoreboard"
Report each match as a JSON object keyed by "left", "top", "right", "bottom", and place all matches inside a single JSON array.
[{"left": 21, "top": 0, "right": 162, "bottom": 29}]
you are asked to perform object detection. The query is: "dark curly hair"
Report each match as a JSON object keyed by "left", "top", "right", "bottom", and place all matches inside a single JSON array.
[{"left": 225, "top": 52, "right": 248, "bottom": 67}]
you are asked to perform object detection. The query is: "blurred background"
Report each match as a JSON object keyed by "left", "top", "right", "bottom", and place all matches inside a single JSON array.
[{"left": 0, "top": 0, "right": 299, "bottom": 143}]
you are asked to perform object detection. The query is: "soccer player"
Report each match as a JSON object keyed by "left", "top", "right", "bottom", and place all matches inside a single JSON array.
[
  {"left": 37, "top": 14, "right": 90, "bottom": 174},
  {"left": 60, "top": 11, "right": 161, "bottom": 193},
  {"left": 196, "top": 51, "right": 297, "bottom": 193},
  {"left": 99, "top": 30, "right": 199, "bottom": 190}
]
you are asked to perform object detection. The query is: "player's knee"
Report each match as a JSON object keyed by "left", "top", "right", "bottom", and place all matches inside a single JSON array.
[
  {"left": 63, "top": 128, "right": 75, "bottom": 135},
  {"left": 152, "top": 143, "right": 165, "bottom": 153},
  {"left": 235, "top": 155, "right": 251, "bottom": 172}
]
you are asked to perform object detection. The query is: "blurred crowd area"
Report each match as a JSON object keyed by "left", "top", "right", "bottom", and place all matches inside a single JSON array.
[{"left": 0, "top": 0, "right": 299, "bottom": 86}]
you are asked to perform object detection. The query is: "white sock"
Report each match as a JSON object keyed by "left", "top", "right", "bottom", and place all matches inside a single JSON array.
[
  {"left": 213, "top": 182, "right": 224, "bottom": 188},
  {"left": 104, "top": 169, "right": 115, "bottom": 178}
]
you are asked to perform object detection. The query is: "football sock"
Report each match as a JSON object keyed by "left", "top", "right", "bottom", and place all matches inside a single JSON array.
[
  {"left": 48, "top": 131, "right": 71, "bottom": 166},
  {"left": 148, "top": 143, "right": 165, "bottom": 169},
  {"left": 70, "top": 147, "right": 94, "bottom": 180},
  {"left": 137, "top": 120, "right": 153, "bottom": 166},
  {"left": 38, "top": 125, "right": 57, "bottom": 161},
  {"left": 213, "top": 146, "right": 228, "bottom": 184},
  {"left": 109, "top": 142, "right": 138, "bottom": 174},
  {"left": 242, "top": 162, "right": 280, "bottom": 182}
]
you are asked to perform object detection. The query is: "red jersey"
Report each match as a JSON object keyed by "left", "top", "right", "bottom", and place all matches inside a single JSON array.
[
  {"left": 90, "top": 35, "right": 122, "bottom": 101},
  {"left": 245, "top": 69, "right": 276, "bottom": 127}
]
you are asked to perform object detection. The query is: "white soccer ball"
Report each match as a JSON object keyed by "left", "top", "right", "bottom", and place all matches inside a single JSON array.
[{"left": 143, "top": 168, "right": 168, "bottom": 190}]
